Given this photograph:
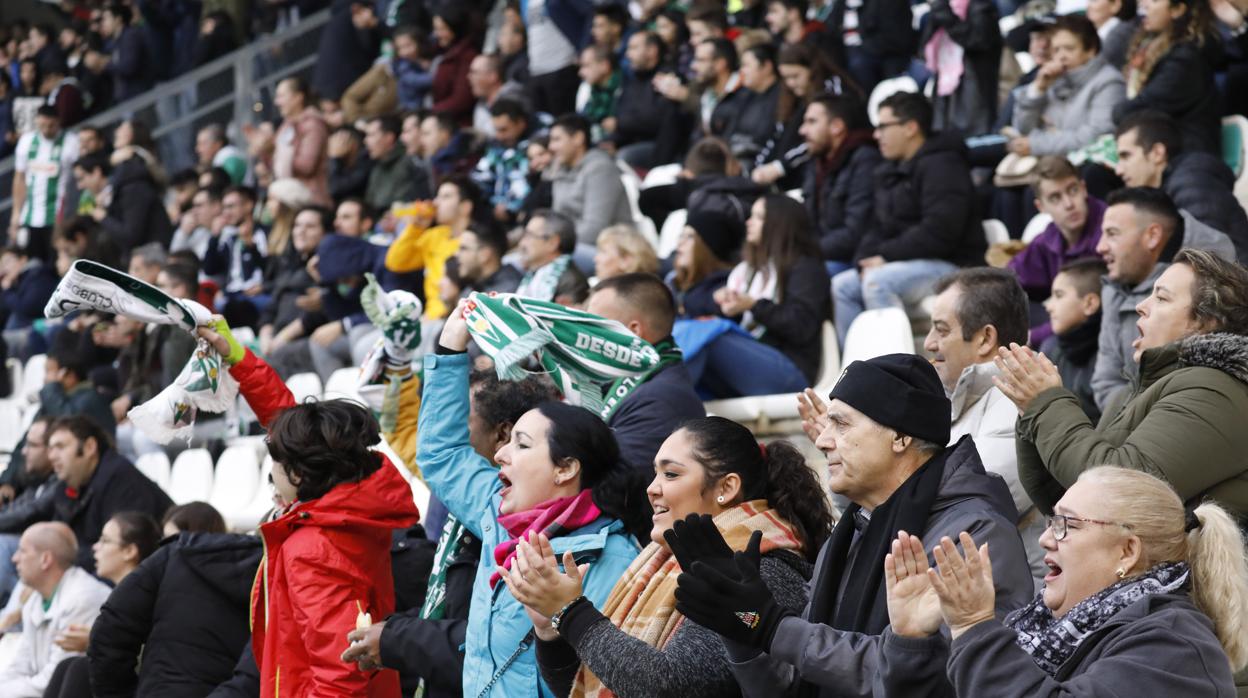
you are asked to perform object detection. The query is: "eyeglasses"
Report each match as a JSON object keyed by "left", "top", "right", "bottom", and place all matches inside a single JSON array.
[
  {"left": 874, "top": 120, "right": 907, "bottom": 131},
  {"left": 1046, "top": 513, "right": 1129, "bottom": 541}
]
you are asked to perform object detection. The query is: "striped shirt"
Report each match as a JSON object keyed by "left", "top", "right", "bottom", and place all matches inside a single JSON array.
[{"left": 15, "top": 129, "right": 80, "bottom": 229}]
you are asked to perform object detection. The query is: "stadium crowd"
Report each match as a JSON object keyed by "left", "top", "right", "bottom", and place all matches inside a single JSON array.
[{"left": 0, "top": 0, "right": 1248, "bottom": 694}]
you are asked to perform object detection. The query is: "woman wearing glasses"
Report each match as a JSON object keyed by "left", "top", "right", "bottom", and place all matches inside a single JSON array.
[{"left": 883, "top": 466, "right": 1248, "bottom": 695}]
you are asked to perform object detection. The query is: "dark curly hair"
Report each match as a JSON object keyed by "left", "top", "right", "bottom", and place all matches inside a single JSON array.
[
  {"left": 470, "top": 370, "right": 558, "bottom": 428},
  {"left": 682, "top": 417, "right": 832, "bottom": 561},
  {"left": 266, "top": 400, "right": 382, "bottom": 501}
]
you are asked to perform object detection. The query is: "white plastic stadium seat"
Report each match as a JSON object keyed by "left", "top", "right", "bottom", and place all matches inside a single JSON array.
[
  {"left": 658, "top": 208, "right": 687, "bottom": 258},
  {"left": 983, "top": 219, "right": 1010, "bottom": 246},
  {"left": 841, "top": 308, "right": 917, "bottom": 366},
  {"left": 703, "top": 321, "right": 840, "bottom": 426},
  {"left": 868, "top": 76, "right": 919, "bottom": 126},
  {"left": 285, "top": 372, "right": 323, "bottom": 403},
  {"left": 22, "top": 354, "right": 46, "bottom": 404},
  {"left": 5, "top": 358, "right": 21, "bottom": 398},
  {"left": 641, "top": 163, "right": 682, "bottom": 189},
  {"left": 617, "top": 162, "right": 661, "bottom": 251},
  {"left": 168, "top": 448, "right": 215, "bottom": 505},
  {"left": 210, "top": 446, "right": 261, "bottom": 522},
  {"left": 232, "top": 455, "right": 277, "bottom": 532},
  {"left": 323, "top": 368, "right": 365, "bottom": 404},
  {"left": 1022, "top": 213, "right": 1053, "bottom": 244},
  {"left": 135, "top": 451, "right": 172, "bottom": 492},
  {"left": 0, "top": 401, "right": 23, "bottom": 454}
]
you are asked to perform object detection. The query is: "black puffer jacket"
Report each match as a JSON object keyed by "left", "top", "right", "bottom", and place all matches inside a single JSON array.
[
  {"left": 855, "top": 132, "right": 985, "bottom": 266},
  {"left": 826, "top": 0, "right": 917, "bottom": 62},
  {"left": 101, "top": 156, "right": 173, "bottom": 256},
  {"left": 1111, "top": 41, "right": 1221, "bottom": 155},
  {"left": 753, "top": 257, "right": 832, "bottom": 382},
  {"left": 380, "top": 528, "right": 482, "bottom": 698},
  {"left": 1163, "top": 151, "right": 1248, "bottom": 264},
  {"left": 803, "top": 135, "right": 882, "bottom": 262},
  {"left": 89, "top": 533, "right": 263, "bottom": 698}
]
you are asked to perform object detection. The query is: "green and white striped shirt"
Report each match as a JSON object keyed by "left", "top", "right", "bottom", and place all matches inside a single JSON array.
[{"left": 15, "top": 129, "right": 80, "bottom": 229}]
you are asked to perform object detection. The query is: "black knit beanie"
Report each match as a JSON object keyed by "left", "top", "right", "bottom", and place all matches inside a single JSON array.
[
  {"left": 828, "top": 353, "right": 951, "bottom": 445},
  {"left": 685, "top": 209, "right": 745, "bottom": 264}
]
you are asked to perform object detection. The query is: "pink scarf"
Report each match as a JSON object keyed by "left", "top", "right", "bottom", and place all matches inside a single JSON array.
[
  {"left": 925, "top": 0, "right": 970, "bottom": 97},
  {"left": 490, "top": 489, "right": 603, "bottom": 588}
]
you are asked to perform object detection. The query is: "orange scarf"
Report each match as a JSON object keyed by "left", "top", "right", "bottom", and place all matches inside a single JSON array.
[{"left": 570, "top": 500, "right": 804, "bottom": 698}]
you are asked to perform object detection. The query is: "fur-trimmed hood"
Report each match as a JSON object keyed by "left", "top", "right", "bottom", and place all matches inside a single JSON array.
[{"left": 1178, "top": 332, "right": 1248, "bottom": 384}]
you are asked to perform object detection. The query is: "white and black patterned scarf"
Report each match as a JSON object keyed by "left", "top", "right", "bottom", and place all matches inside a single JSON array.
[{"left": 1005, "top": 561, "right": 1190, "bottom": 676}]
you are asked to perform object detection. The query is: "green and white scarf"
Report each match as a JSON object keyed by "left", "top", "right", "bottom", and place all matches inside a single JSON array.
[
  {"left": 463, "top": 292, "right": 662, "bottom": 413},
  {"left": 44, "top": 260, "right": 238, "bottom": 444},
  {"left": 598, "top": 338, "right": 683, "bottom": 420},
  {"left": 414, "top": 514, "right": 469, "bottom": 698},
  {"left": 515, "top": 254, "right": 571, "bottom": 302}
]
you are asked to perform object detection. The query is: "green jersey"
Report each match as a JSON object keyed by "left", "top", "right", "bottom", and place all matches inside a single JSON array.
[{"left": 16, "top": 129, "right": 80, "bottom": 229}]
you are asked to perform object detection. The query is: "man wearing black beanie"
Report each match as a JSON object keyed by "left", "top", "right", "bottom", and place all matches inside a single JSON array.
[{"left": 669, "top": 353, "right": 1033, "bottom": 698}]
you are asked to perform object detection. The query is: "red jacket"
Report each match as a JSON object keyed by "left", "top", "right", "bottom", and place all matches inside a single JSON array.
[
  {"left": 430, "top": 38, "right": 478, "bottom": 125},
  {"left": 230, "top": 351, "right": 420, "bottom": 698}
]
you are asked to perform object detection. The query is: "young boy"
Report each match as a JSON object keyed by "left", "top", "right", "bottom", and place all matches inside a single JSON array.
[{"left": 1041, "top": 257, "right": 1105, "bottom": 422}]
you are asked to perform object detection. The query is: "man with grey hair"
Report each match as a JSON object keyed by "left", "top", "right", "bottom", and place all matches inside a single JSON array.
[
  {"left": 670, "top": 353, "right": 1032, "bottom": 698},
  {"left": 0, "top": 522, "right": 110, "bottom": 697},
  {"left": 925, "top": 267, "right": 1045, "bottom": 587},
  {"left": 513, "top": 209, "right": 589, "bottom": 306},
  {"left": 195, "top": 124, "right": 247, "bottom": 184}
]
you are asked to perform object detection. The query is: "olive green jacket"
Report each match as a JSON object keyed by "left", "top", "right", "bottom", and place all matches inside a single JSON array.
[{"left": 1017, "top": 332, "right": 1248, "bottom": 518}]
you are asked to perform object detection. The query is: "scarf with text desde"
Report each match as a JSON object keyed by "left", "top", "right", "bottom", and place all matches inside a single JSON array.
[
  {"left": 43, "top": 259, "right": 237, "bottom": 444},
  {"left": 463, "top": 292, "right": 663, "bottom": 413}
]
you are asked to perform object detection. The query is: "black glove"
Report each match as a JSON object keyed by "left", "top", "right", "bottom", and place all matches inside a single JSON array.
[
  {"left": 673, "top": 531, "right": 792, "bottom": 650},
  {"left": 663, "top": 513, "right": 734, "bottom": 573}
]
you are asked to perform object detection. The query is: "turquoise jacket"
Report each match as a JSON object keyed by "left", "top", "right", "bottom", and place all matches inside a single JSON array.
[{"left": 416, "top": 352, "right": 639, "bottom": 698}]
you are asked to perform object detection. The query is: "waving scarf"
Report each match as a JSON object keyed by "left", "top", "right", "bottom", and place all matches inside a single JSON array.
[
  {"left": 491, "top": 489, "right": 603, "bottom": 589},
  {"left": 43, "top": 260, "right": 238, "bottom": 444},
  {"left": 1006, "top": 561, "right": 1191, "bottom": 675},
  {"left": 516, "top": 255, "right": 572, "bottom": 302},
  {"left": 463, "top": 292, "right": 663, "bottom": 413},
  {"left": 571, "top": 500, "right": 805, "bottom": 698}
]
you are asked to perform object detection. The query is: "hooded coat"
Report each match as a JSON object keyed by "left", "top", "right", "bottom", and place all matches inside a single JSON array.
[
  {"left": 1019, "top": 333, "right": 1248, "bottom": 519},
  {"left": 88, "top": 533, "right": 265, "bottom": 697},
  {"left": 230, "top": 350, "right": 421, "bottom": 698}
]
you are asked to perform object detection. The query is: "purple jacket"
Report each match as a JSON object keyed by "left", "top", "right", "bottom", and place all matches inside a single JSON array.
[{"left": 1009, "top": 196, "right": 1106, "bottom": 300}]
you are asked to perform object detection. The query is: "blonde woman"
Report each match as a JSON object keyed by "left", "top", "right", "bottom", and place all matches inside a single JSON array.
[
  {"left": 885, "top": 466, "right": 1248, "bottom": 695},
  {"left": 594, "top": 225, "right": 660, "bottom": 281}
]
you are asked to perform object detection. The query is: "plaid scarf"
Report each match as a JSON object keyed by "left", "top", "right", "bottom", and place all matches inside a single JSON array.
[
  {"left": 463, "top": 292, "right": 663, "bottom": 413},
  {"left": 1006, "top": 561, "right": 1190, "bottom": 676},
  {"left": 571, "top": 500, "right": 805, "bottom": 698},
  {"left": 491, "top": 489, "right": 602, "bottom": 588}
]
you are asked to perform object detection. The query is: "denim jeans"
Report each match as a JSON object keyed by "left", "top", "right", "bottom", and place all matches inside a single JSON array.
[
  {"left": 684, "top": 330, "right": 810, "bottom": 398},
  {"left": 832, "top": 259, "right": 959, "bottom": 345}
]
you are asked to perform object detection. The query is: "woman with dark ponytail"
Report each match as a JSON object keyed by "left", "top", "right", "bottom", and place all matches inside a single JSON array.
[{"left": 501, "top": 416, "right": 830, "bottom": 697}]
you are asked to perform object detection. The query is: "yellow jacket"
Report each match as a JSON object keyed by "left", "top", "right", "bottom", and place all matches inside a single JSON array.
[{"left": 384, "top": 223, "right": 459, "bottom": 320}]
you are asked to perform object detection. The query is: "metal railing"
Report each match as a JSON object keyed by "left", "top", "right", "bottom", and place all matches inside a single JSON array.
[{"left": 0, "top": 8, "right": 332, "bottom": 219}]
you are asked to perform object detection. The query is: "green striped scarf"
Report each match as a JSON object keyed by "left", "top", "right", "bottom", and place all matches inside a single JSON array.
[{"left": 463, "top": 292, "right": 663, "bottom": 413}]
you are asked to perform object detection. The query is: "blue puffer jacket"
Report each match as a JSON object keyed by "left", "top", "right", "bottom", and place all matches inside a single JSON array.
[{"left": 416, "top": 352, "right": 640, "bottom": 698}]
